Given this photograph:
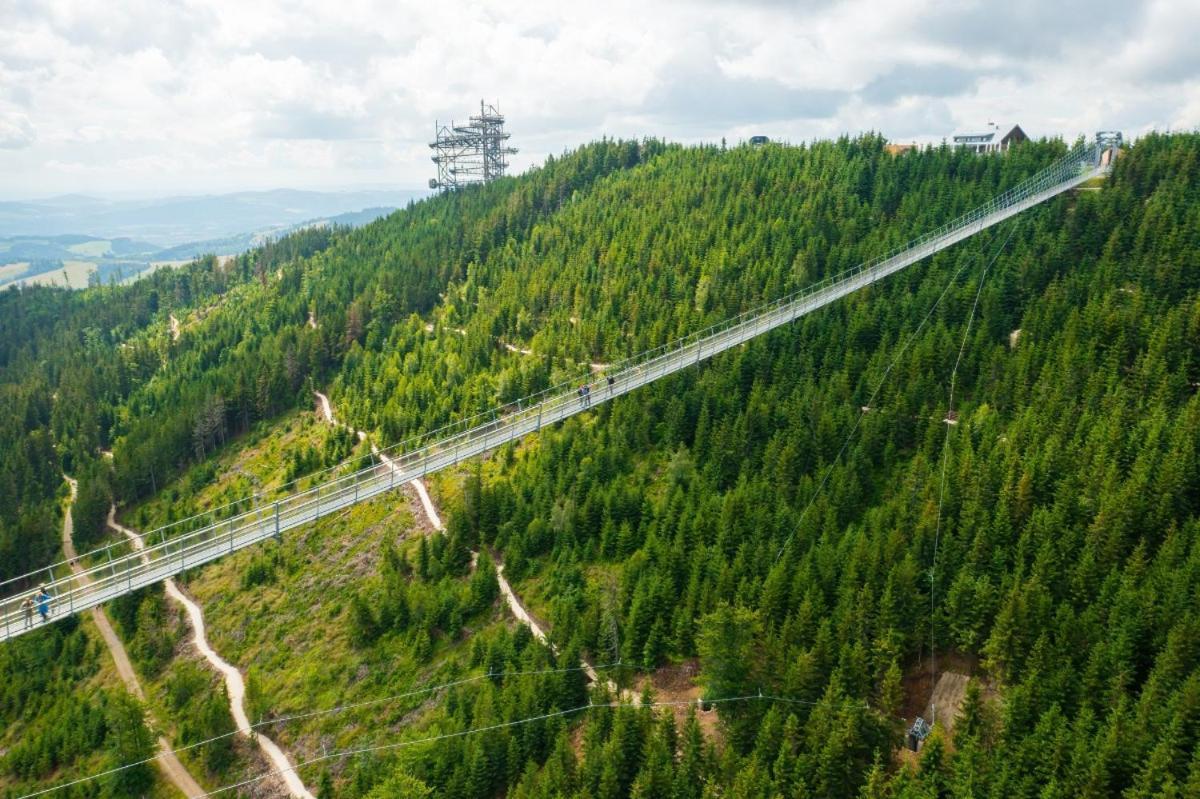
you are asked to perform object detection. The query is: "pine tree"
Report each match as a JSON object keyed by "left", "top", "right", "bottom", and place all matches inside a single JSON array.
[
  {"left": 674, "top": 707, "right": 707, "bottom": 799},
  {"left": 103, "top": 693, "right": 155, "bottom": 797},
  {"left": 199, "top": 688, "right": 234, "bottom": 773},
  {"left": 349, "top": 592, "right": 380, "bottom": 647},
  {"left": 318, "top": 769, "right": 335, "bottom": 799}
]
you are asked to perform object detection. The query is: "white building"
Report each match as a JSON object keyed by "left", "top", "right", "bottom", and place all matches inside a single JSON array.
[{"left": 952, "top": 123, "right": 1028, "bottom": 154}]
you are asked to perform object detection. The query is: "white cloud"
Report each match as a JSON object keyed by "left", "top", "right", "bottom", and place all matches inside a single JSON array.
[
  {"left": 0, "top": 113, "right": 35, "bottom": 148},
  {"left": 0, "top": 0, "right": 1195, "bottom": 197}
]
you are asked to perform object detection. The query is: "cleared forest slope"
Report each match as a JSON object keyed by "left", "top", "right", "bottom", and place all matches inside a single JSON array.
[{"left": 2, "top": 133, "right": 1198, "bottom": 798}]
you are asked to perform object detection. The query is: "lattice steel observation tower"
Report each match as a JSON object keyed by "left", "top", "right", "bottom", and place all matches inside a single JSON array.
[{"left": 429, "top": 100, "right": 518, "bottom": 190}]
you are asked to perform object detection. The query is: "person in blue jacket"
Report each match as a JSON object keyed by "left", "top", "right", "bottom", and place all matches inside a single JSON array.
[{"left": 36, "top": 585, "right": 50, "bottom": 622}]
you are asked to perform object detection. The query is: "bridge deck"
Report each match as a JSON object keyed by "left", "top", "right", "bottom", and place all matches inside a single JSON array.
[{"left": 0, "top": 143, "right": 1112, "bottom": 642}]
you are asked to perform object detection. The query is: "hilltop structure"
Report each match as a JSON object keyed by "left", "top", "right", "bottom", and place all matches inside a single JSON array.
[
  {"left": 952, "top": 122, "right": 1028, "bottom": 154},
  {"left": 429, "top": 101, "right": 517, "bottom": 190}
]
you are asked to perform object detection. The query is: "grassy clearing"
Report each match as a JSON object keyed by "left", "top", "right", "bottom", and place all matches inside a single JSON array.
[
  {"left": 128, "top": 410, "right": 352, "bottom": 532},
  {"left": 0, "top": 261, "right": 29, "bottom": 283},
  {"left": 15, "top": 261, "right": 95, "bottom": 289},
  {"left": 120, "top": 409, "right": 531, "bottom": 792},
  {"left": 66, "top": 240, "right": 112, "bottom": 258}
]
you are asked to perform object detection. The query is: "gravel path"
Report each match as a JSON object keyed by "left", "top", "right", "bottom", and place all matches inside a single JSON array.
[
  {"left": 314, "top": 391, "right": 620, "bottom": 694},
  {"left": 108, "top": 508, "right": 315, "bottom": 799},
  {"left": 60, "top": 478, "right": 205, "bottom": 798}
]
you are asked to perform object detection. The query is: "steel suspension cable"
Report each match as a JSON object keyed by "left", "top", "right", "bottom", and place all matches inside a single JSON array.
[
  {"left": 195, "top": 693, "right": 873, "bottom": 799},
  {"left": 776, "top": 222, "right": 1015, "bottom": 560},
  {"left": 927, "top": 219, "right": 1018, "bottom": 726},
  {"left": 13, "top": 660, "right": 618, "bottom": 799},
  {"left": 0, "top": 139, "right": 1107, "bottom": 634}
]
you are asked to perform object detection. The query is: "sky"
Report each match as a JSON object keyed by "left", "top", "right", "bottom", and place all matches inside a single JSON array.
[{"left": 1, "top": 0, "right": 1198, "bottom": 199}]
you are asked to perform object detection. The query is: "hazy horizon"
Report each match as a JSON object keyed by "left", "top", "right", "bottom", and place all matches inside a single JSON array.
[{"left": 1, "top": 184, "right": 431, "bottom": 204}]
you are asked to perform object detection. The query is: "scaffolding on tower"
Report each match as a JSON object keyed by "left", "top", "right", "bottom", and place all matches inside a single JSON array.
[{"left": 429, "top": 100, "right": 518, "bottom": 190}]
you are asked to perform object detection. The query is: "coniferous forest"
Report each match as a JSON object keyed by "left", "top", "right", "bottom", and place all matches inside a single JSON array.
[{"left": 1, "top": 132, "right": 1198, "bottom": 798}]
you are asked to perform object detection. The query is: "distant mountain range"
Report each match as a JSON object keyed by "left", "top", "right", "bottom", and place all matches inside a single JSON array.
[
  {"left": 0, "top": 189, "right": 428, "bottom": 289},
  {"left": 0, "top": 188, "right": 428, "bottom": 245}
]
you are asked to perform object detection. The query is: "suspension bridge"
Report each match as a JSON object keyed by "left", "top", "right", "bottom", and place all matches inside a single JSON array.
[{"left": 0, "top": 134, "right": 1122, "bottom": 642}]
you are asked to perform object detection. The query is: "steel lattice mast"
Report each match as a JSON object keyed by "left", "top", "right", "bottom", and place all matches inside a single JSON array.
[{"left": 430, "top": 100, "right": 518, "bottom": 190}]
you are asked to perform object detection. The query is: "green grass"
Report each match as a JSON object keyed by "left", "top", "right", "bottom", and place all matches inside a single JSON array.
[
  {"left": 129, "top": 410, "right": 350, "bottom": 532},
  {"left": 121, "top": 409, "right": 531, "bottom": 792}
]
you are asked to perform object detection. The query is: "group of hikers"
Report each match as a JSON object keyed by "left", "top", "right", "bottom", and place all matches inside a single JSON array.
[
  {"left": 577, "top": 375, "right": 617, "bottom": 409},
  {"left": 20, "top": 585, "right": 51, "bottom": 628}
]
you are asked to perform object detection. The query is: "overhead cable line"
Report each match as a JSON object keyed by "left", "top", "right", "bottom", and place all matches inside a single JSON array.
[
  {"left": 927, "top": 218, "right": 1018, "bottom": 726},
  {"left": 776, "top": 222, "right": 1015, "bottom": 560},
  {"left": 195, "top": 693, "right": 872, "bottom": 799},
  {"left": 13, "top": 660, "right": 618, "bottom": 799}
]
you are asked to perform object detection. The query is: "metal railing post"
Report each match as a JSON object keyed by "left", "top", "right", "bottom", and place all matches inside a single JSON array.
[{"left": 0, "top": 146, "right": 1100, "bottom": 637}]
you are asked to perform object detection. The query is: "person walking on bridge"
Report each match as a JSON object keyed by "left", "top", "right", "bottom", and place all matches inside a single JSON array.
[
  {"left": 22, "top": 595, "right": 34, "bottom": 628},
  {"left": 35, "top": 585, "right": 50, "bottom": 623}
]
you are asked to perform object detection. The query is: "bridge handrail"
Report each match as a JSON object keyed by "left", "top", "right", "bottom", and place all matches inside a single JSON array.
[
  {"left": 111, "top": 148, "right": 1076, "bottom": 557},
  {"left": 0, "top": 139, "right": 1112, "bottom": 636},
  {"left": 0, "top": 141, "right": 1102, "bottom": 597}
]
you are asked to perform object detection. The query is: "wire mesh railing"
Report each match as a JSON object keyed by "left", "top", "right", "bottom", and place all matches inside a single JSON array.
[{"left": 0, "top": 138, "right": 1113, "bottom": 641}]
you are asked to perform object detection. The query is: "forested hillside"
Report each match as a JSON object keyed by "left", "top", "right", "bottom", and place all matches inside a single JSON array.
[
  {"left": 0, "top": 230, "right": 346, "bottom": 583},
  {"left": 2, "top": 132, "right": 1198, "bottom": 798}
]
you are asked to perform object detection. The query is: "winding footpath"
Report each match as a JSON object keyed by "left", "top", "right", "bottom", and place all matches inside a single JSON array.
[
  {"left": 314, "top": 392, "right": 433, "bottom": 529},
  {"left": 313, "top": 392, "right": 617, "bottom": 693},
  {"left": 107, "top": 509, "right": 316, "bottom": 799},
  {"left": 500, "top": 339, "right": 609, "bottom": 373},
  {"left": 424, "top": 323, "right": 608, "bottom": 374},
  {"left": 59, "top": 478, "right": 205, "bottom": 798}
]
